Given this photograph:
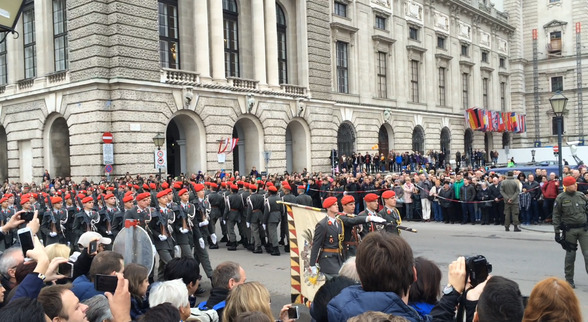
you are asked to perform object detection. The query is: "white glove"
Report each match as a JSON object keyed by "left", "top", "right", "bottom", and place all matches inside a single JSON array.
[
  {"left": 158, "top": 234, "right": 167, "bottom": 241},
  {"left": 180, "top": 228, "right": 189, "bottom": 234},
  {"left": 246, "top": 222, "right": 251, "bottom": 228},
  {"left": 223, "top": 220, "right": 226, "bottom": 225},
  {"left": 262, "top": 224, "right": 266, "bottom": 230},
  {"left": 199, "top": 219, "right": 209, "bottom": 227},
  {"left": 310, "top": 266, "right": 317, "bottom": 275},
  {"left": 211, "top": 233, "right": 217, "bottom": 244},
  {"left": 106, "top": 231, "right": 112, "bottom": 235},
  {"left": 49, "top": 232, "right": 58, "bottom": 237},
  {"left": 367, "top": 216, "right": 386, "bottom": 223},
  {"left": 199, "top": 238, "right": 205, "bottom": 249}
]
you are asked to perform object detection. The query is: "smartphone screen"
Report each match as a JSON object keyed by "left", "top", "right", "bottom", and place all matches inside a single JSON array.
[
  {"left": 18, "top": 228, "right": 34, "bottom": 256},
  {"left": 94, "top": 274, "right": 118, "bottom": 293},
  {"left": 22, "top": 212, "right": 35, "bottom": 223},
  {"left": 58, "top": 262, "right": 74, "bottom": 278},
  {"left": 288, "top": 306, "right": 299, "bottom": 320},
  {"left": 89, "top": 240, "right": 98, "bottom": 254}
]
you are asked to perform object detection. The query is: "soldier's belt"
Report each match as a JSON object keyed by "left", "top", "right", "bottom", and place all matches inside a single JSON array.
[
  {"left": 566, "top": 223, "right": 587, "bottom": 229},
  {"left": 211, "top": 206, "right": 219, "bottom": 208},
  {"left": 230, "top": 208, "right": 239, "bottom": 211},
  {"left": 252, "top": 209, "right": 262, "bottom": 213},
  {"left": 322, "top": 248, "right": 340, "bottom": 253}
]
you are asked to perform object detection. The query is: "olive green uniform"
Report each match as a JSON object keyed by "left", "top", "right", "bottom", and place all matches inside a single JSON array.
[{"left": 553, "top": 191, "right": 588, "bottom": 286}]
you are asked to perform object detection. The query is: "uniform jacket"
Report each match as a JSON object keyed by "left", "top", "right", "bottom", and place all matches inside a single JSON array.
[
  {"left": 224, "top": 192, "right": 243, "bottom": 222},
  {"left": 309, "top": 216, "right": 343, "bottom": 275},
  {"left": 294, "top": 193, "right": 313, "bottom": 206},
  {"left": 149, "top": 206, "right": 175, "bottom": 250},
  {"left": 553, "top": 191, "right": 588, "bottom": 232},
  {"left": 208, "top": 191, "right": 225, "bottom": 220},
  {"left": 246, "top": 194, "right": 265, "bottom": 223},
  {"left": 176, "top": 202, "right": 197, "bottom": 245},
  {"left": 500, "top": 177, "right": 520, "bottom": 204},
  {"left": 263, "top": 195, "right": 283, "bottom": 224}
]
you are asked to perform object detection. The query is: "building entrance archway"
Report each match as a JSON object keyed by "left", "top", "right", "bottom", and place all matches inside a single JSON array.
[
  {"left": 440, "top": 127, "right": 451, "bottom": 166},
  {"left": 412, "top": 126, "right": 425, "bottom": 154},
  {"left": 484, "top": 132, "right": 493, "bottom": 162},
  {"left": 43, "top": 115, "right": 71, "bottom": 178},
  {"left": 233, "top": 117, "right": 262, "bottom": 175},
  {"left": 166, "top": 113, "right": 206, "bottom": 177},
  {"left": 464, "top": 129, "right": 474, "bottom": 166},
  {"left": 286, "top": 120, "right": 309, "bottom": 174},
  {"left": 337, "top": 122, "right": 356, "bottom": 161},
  {"left": 378, "top": 124, "right": 393, "bottom": 170}
]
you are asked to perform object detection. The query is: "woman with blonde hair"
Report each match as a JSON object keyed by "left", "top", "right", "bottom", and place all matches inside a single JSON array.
[
  {"left": 222, "top": 281, "right": 295, "bottom": 322},
  {"left": 44, "top": 243, "right": 71, "bottom": 261},
  {"left": 523, "top": 277, "right": 582, "bottom": 322}
]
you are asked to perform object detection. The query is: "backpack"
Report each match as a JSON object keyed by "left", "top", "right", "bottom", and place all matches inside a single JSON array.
[{"left": 190, "top": 300, "right": 224, "bottom": 322}]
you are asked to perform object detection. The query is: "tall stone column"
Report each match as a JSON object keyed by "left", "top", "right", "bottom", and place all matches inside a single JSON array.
[
  {"left": 264, "top": 0, "right": 279, "bottom": 87},
  {"left": 252, "top": 0, "right": 267, "bottom": 85},
  {"left": 195, "top": 0, "right": 210, "bottom": 78},
  {"left": 209, "top": 0, "right": 225, "bottom": 80}
]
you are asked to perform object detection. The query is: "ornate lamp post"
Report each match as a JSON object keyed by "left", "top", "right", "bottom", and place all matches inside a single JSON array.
[
  {"left": 152, "top": 132, "right": 165, "bottom": 180},
  {"left": 549, "top": 92, "right": 568, "bottom": 183}
]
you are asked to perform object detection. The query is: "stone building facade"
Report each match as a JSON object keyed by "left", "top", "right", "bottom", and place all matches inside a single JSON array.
[
  {"left": 505, "top": 0, "right": 588, "bottom": 148},
  {"left": 0, "top": 0, "right": 514, "bottom": 182}
]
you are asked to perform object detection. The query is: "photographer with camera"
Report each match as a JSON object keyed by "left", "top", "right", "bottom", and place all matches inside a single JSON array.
[{"left": 552, "top": 176, "right": 588, "bottom": 289}]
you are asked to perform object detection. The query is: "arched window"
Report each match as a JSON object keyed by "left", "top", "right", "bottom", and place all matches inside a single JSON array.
[
  {"left": 440, "top": 127, "right": 451, "bottom": 156},
  {"left": 223, "top": 0, "right": 239, "bottom": 77},
  {"left": 412, "top": 126, "right": 425, "bottom": 154},
  {"left": 276, "top": 4, "right": 287, "bottom": 84}
]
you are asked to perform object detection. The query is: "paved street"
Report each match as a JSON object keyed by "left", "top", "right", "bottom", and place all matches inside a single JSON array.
[{"left": 199, "top": 221, "right": 588, "bottom": 320}]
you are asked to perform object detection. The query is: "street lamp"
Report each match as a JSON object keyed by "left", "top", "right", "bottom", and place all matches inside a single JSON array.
[
  {"left": 549, "top": 91, "right": 568, "bottom": 184},
  {"left": 531, "top": 149, "right": 536, "bottom": 163},
  {"left": 152, "top": 132, "right": 165, "bottom": 180}
]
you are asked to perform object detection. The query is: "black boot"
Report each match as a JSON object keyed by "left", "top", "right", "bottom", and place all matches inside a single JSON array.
[
  {"left": 227, "top": 242, "right": 237, "bottom": 251},
  {"left": 209, "top": 243, "right": 219, "bottom": 249},
  {"left": 271, "top": 246, "right": 281, "bottom": 256},
  {"left": 220, "top": 235, "right": 228, "bottom": 243},
  {"left": 514, "top": 225, "right": 521, "bottom": 232},
  {"left": 264, "top": 244, "right": 272, "bottom": 254},
  {"left": 284, "top": 244, "right": 290, "bottom": 253},
  {"left": 253, "top": 247, "right": 263, "bottom": 254}
]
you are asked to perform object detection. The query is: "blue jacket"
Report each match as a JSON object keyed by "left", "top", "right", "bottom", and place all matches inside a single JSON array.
[
  {"left": 71, "top": 275, "right": 103, "bottom": 302},
  {"left": 327, "top": 285, "right": 432, "bottom": 322}
]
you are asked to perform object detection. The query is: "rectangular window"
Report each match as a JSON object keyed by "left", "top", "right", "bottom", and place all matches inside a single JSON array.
[
  {"left": 53, "top": 0, "right": 68, "bottom": 71},
  {"left": 277, "top": 23, "right": 287, "bottom": 84},
  {"left": 461, "top": 44, "right": 469, "bottom": 56},
  {"left": 462, "top": 73, "right": 469, "bottom": 109},
  {"left": 499, "top": 57, "right": 506, "bottom": 68},
  {"left": 410, "top": 60, "right": 419, "bottom": 103},
  {"left": 437, "top": 36, "right": 446, "bottom": 49},
  {"left": 482, "top": 78, "right": 489, "bottom": 108},
  {"left": 375, "top": 15, "right": 386, "bottom": 30},
  {"left": 500, "top": 82, "right": 506, "bottom": 111},
  {"left": 409, "top": 27, "right": 419, "bottom": 40},
  {"left": 551, "top": 76, "right": 563, "bottom": 92},
  {"left": 0, "top": 40, "right": 6, "bottom": 85},
  {"left": 336, "top": 41, "right": 349, "bottom": 93},
  {"left": 223, "top": 6, "right": 239, "bottom": 77},
  {"left": 377, "top": 52, "right": 387, "bottom": 98},
  {"left": 438, "top": 67, "right": 446, "bottom": 106},
  {"left": 23, "top": 4, "right": 36, "bottom": 79},
  {"left": 552, "top": 117, "right": 564, "bottom": 135},
  {"left": 549, "top": 31, "right": 562, "bottom": 54},
  {"left": 481, "top": 51, "right": 488, "bottom": 63},
  {"left": 334, "top": 1, "right": 347, "bottom": 17},
  {"left": 159, "top": 1, "right": 180, "bottom": 69}
]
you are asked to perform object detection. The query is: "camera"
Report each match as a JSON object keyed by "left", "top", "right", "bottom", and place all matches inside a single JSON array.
[{"left": 465, "top": 255, "right": 492, "bottom": 287}]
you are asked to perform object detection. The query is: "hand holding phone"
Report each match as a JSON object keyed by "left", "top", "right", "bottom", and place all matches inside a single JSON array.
[
  {"left": 58, "top": 262, "right": 74, "bottom": 278},
  {"left": 95, "top": 274, "right": 118, "bottom": 293},
  {"left": 88, "top": 240, "right": 98, "bottom": 255},
  {"left": 18, "top": 227, "right": 35, "bottom": 256},
  {"left": 288, "top": 306, "right": 299, "bottom": 320}
]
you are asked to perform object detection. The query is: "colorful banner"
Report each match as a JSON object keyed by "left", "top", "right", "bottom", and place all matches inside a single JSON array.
[
  {"left": 284, "top": 202, "right": 327, "bottom": 306},
  {"left": 465, "top": 109, "right": 526, "bottom": 133}
]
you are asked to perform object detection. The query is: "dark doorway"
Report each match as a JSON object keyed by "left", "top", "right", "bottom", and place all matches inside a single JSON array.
[
  {"left": 337, "top": 122, "right": 356, "bottom": 160},
  {"left": 166, "top": 119, "right": 180, "bottom": 177},
  {"left": 0, "top": 126, "right": 7, "bottom": 182},
  {"left": 412, "top": 126, "right": 425, "bottom": 154}
]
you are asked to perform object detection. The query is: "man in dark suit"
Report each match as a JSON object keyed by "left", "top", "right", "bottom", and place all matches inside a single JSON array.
[
  {"left": 309, "top": 197, "right": 344, "bottom": 280},
  {"left": 295, "top": 185, "right": 313, "bottom": 206}
]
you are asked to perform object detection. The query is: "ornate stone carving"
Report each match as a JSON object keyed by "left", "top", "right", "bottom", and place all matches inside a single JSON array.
[
  {"left": 497, "top": 37, "right": 508, "bottom": 54},
  {"left": 433, "top": 11, "right": 449, "bottom": 33},
  {"left": 405, "top": 0, "right": 423, "bottom": 24},
  {"left": 458, "top": 21, "right": 472, "bottom": 41},
  {"left": 371, "top": 0, "right": 391, "bottom": 8},
  {"left": 479, "top": 29, "right": 491, "bottom": 48}
]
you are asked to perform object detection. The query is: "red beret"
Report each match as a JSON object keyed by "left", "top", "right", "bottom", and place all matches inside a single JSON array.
[
  {"left": 77, "top": 193, "right": 86, "bottom": 199},
  {"left": 31, "top": 193, "right": 38, "bottom": 199},
  {"left": 230, "top": 184, "right": 238, "bottom": 190},
  {"left": 143, "top": 184, "right": 150, "bottom": 190},
  {"left": 322, "top": 196, "right": 338, "bottom": 209},
  {"left": 382, "top": 190, "right": 396, "bottom": 199},
  {"left": 237, "top": 181, "right": 244, "bottom": 186},
  {"left": 174, "top": 181, "right": 183, "bottom": 189},
  {"left": 341, "top": 195, "right": 355, "bottom": 205},
  {"left": 133, "top": 185, "right": 139, "bottom": 190},
  {"left": 125, "top": 191, "right": 134, "bottom": 196},
  {"left": 364, "top": 193, "right": 379, "bottom": 202},
  {"left": 204, "top": 182, "right": 211, "bottom": 186},
  {"left": 82, "top": 196, "right": 94, "bottom": 204},
  {"left": 20, "top": 197, "right": 30, "bottom": 205},
  {"left": 51, "top": 197, "right": 63, "bottom": 204},
  {"left": 5, "top": 193, "right": 13, "bottom": 198},
  {"left": 563, "top": 176, "right": 576, "bottom": 187},
  {"left": 65, "top": 193, "right": 71, "bottom": 200},
  {"left": 257, "top": 180, "right": 263, "bottom": 185},
  {"left": 193, "top": 183, "right": 204, "bottom": 192},
  {"left": 268, "top": 186, "right": 278, "bottom": 192},
  {"left": 123, "top": 195, "right": 134, "bottom": 203},
  {"left": 282, "top": 183, "right": 291, "bottom": 191},
  {"left": 298, "top": 185, "right": 305, "bottom": 190},
  {"left": 0, "top": 197, "right": 7, "bottom": 203},
  {"left": 156, "top": 190, "right": 168, "bottom": 199},
  {"left": 178, "top": 188, "right": 188, "bottom": 196},
  {"left": 136, "top": 192, "right": 150, "bottom": 201},
  {"left": 267, "top": 182, "right": 274, "bottom": 187},
  {"left": 149, "top": 183, "right": 157, "bottom": 190},
  {"left": 221, "top": 182, "right": 227, "bottom": 187},
  {"left": 250, "top": 184, "right": 257, "bottom": 191},
  {"left": 107, "top": 187, "right": 115, "bottom": 191},
  {"left": 164, "top": 189, "right": 173, "bottom": 195},
  {"left": 210, "top": 183, "right": 218, "bottom": 189},
  {"left": 161, "top": 182, "right": 169, "bottom": 189},
  {"left": 99, "top": 185, "right": 106, "bottom": 190},
  {"left": 104, "top": 193, "right": 115, "bottom": 200}
]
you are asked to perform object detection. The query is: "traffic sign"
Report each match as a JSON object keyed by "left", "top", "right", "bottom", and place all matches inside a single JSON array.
[
  {"left": 154, "top": 149, "right": 167, "bottom": 169},
  {"left": 103, "top": 143, "right": 114, "bottom": 165},
  {"left": 105, "top": 164, "right": 113, "bottom": 173},
  {"left": 102, "top": 132, "right": 113, "bottom": 144},
  {"left": 553, "top": 146, "right": 559, "bottom": 154}
]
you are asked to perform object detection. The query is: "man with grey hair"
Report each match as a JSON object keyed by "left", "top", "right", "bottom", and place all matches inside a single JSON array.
[
  {"left": 0, "top": 246, "right": 24, "bottom": 295},
  {"left": 149, "top": 279, "right": 191, "bottom": 321},
  {"left": 198, "top": 261, "right": 246, "bottom": 321}
]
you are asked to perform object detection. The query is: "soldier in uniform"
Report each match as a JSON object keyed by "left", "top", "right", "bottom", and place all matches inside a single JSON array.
[
  {"left": 112, "top": 194, "right": 134, "bottom": 238},
  {"left": 264, "top": 186, "right": 283, "bottom": 256},
  {"left": 191, "top": 183, "right": 215, "bottom": 283},
  {"left": 500, "top": 171, "right": 521, "bottom": 232},
  {"left": 124, "top": 192, "right": 153, "bottom": 229},
  {"left": 338, "top": 195, "right": 386, "bottom": 260},
  {"left": 151, "top": 190, "right": 175, "bottom": 280},
  {"left": 174, "top": 188, "right": 195, "bottom": 258},
  {"left": 280, "top": 181, "right": 296, "bottom": 253},
  {"left": 207, "top": 183, "right": 223, "bottom": 249},
  {"left": 378, "top": 190, "right": 402, "bottom": 235},
  {"left": 358, "top": 193, "right": 380, "bottom": 238},
  {"left": 553, "top": 176, "right": 588, "bottom": 289},
  {"left": 238, "top": 182, "right": 252, "bottom": 250},
  {"left": 295, "top": 185, "right": 313, "bottom": 206},
  {"left": 0, "top": 196, "right": 15, "bottom": 249},
  {"left": 309, "top": 197, "right": 344, "bottom": 280},
  {"left": 224, "top": 184, "right": 244, "bottom": 251},
  {"left": 246, "top": 184, "right": 265, "bottom": 254},
  {"left": 73, "top": 197, "right": 101, "bottom": 247},
  {"left": 64, "top": 193, "right": 78, "bottom": 250},
  {"left": 41, "top": 197, "right": 68, "bottom": 245},
  {"left": 98, "top": 193, "right": 118, "bottom": 239}
]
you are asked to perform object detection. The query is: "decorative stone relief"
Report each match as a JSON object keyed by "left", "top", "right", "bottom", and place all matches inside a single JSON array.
[
  {"left": 433, "top": 11, "right": 449, "bottom": 33},
  {"left": 371, "top": 0, "right": 391, "bottom": 9},
  {"left": 405, "top": 0, "right": 423, "bottom": 24},
  {"left": 458, "top": 21, "right": 472, "bottom": 41},
  {"left": 497, "top": 37, "right": 508, "bottom": 54},
  {"left": 479, "top": 30, "right": 491, "bottom": 48}
]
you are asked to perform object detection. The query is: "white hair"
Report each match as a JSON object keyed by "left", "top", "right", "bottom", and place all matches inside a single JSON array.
[{"left": 149, "top": 279, "right": 189, "bottom": 309}]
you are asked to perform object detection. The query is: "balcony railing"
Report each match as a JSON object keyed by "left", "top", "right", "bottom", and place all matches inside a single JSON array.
[
  {"left": 161, "top": 68, "right": 200, "bottom": 86},
  {"left": 281, "top": 84, "right": 307, "bottom": 96},
  {"left": 228, "top": 77, "right": 259, "bottom": 90},
  {"left": 17, "top": 78, "right": 34, "bottom": 90},
  {"left": 47, "top": 70, "right": 68, "bottom": 83}
]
